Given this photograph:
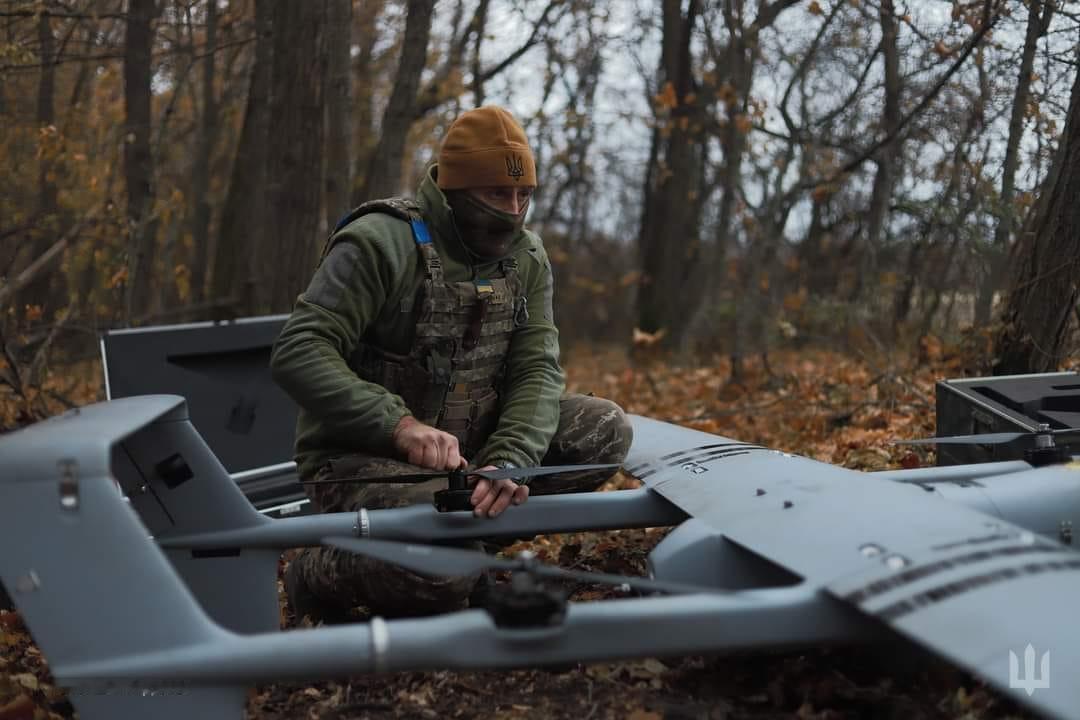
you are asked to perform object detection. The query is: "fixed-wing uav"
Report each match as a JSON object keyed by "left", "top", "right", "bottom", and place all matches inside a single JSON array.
[{"left": 2, "top": 393, "right": 1079, "bottom": 719}]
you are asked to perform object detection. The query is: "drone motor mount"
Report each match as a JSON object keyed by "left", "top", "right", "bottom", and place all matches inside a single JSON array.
[
  {"left": 434, "top": 470, "right": 474, "bottom": 512},
  {"left": 1024, "top": 424, "right": 1072, "bottom": 466},
  {"left": 483, "top": 571, "right": 569, "bottom": 629}
]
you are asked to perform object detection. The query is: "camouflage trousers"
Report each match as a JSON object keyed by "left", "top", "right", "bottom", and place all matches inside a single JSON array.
[{"left": 292, "top": 392, "right": 632, "bottom": 618}]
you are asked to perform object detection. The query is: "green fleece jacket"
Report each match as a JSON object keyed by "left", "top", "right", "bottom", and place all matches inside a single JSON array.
[{"left": 270, "top": 168, "right": 565, "bottom": 480}]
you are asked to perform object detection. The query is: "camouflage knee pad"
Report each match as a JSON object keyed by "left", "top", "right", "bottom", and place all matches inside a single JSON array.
[
  {"left": 531, "top": 393, "right": 633, "bottom": 495},
  {"left": 295, "top": 454, "right": 479, "bottom": 617}
]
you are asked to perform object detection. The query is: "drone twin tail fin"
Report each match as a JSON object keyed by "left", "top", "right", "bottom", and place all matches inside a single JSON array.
[
  {"left": 110, "top": 396, "right": 281, "bottom": 635},
  {"left": 0, "top": 395, "right": 254, "bottom": 719}
]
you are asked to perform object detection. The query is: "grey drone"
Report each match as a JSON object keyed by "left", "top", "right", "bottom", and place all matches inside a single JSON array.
[{"left": 2, "top": 393, "right": 1079, "bottom": 720}]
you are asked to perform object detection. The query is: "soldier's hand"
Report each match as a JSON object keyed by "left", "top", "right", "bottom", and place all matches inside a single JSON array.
[
  {"left": 469, "top": 466, "right": 529, "bottom": 518},
  {"left": 391, "top": 416, "right": 465, "bottom": 471}
]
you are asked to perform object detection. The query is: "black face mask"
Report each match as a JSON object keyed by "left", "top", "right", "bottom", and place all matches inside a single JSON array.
[{"left": 446, "top": 191, "right": 528, "bottom": 260}]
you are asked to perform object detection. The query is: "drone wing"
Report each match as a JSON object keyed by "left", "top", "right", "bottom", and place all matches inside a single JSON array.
[{"left": 626, "top": 415, "right": 1080, "bottom": 720}]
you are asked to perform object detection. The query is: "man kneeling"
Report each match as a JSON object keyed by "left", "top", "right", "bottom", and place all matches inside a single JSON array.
[{"left": 271, "top": 106, "right": 631, "bottom": 622}]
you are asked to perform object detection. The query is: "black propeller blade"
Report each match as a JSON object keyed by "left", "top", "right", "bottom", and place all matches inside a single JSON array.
[
  {"left": 302, "top": 463, "right": 621, "bottom": 485},
  {"left": 893, "top": 427, "right": 1076, "bottom": 447},
  {"left": 894, "top": 431, "right": 1033, "bottom": 446},
  {"left": 322, "top": 536, "right": 722, "bottom": 597}
]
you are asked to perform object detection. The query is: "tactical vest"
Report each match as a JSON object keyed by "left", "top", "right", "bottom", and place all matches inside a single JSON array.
[{"left": 323, "top": 199, "right": 526, "bottom": 458}]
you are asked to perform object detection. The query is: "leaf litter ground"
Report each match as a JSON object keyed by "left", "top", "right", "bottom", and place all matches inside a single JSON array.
[{"left": 0, "top": 345, "right": 1035, "bottom": 719}]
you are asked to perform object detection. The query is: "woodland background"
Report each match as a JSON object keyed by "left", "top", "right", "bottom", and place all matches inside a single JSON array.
[
  {"left": 1, "top": 0, "right": 1079, "bottom": 717},
  {"left": 1, "top": 0, "right": 1079, "bottom": 411}
]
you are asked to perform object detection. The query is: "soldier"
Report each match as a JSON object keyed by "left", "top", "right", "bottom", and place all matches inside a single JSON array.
[{"left": 271, "top": 105, "right": 631, "bottom": 621}]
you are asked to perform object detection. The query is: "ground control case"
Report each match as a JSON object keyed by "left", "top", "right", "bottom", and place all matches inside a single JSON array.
[
  {"left": 100, "top": 315, "right": 308, "bottom": 515},
  {"left": 935, "top": 371, "right": 1080, "bottom": 465}
]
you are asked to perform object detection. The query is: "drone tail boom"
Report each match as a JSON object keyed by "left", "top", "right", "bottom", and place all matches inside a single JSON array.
[{"left": 0, "top": 396, "right": 255, "bottom": 718}]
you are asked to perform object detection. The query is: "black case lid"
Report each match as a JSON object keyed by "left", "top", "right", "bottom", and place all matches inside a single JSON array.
[{"left": 101, "top": 315, "right": 296, "bottom": 473}]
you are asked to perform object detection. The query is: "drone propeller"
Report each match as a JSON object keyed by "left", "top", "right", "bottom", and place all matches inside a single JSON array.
[
  {"left": 322, "top": 536, "right": 721, "bottom": 597},
  {"left": 301, "top": 463, "right": 621, "bottom": 485},
  {"left": 893, "top": 425, "right": 1075, "bottom": 447},
  {"left": 895, "top": 431, "right": 1037, "bottom": 446}
]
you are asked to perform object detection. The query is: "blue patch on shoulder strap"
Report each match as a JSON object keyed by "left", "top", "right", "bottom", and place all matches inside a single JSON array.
[
  {"left": 334, "top": 209, "right": 360, "bottom": 233},
  {"left": 410, "top": 219, "right": 432, "bottom": 245}
]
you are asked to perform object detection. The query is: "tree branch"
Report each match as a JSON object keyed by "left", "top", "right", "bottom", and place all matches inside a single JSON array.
[{"left": 0, "top": 211, "right": 99, "bottom": 309}]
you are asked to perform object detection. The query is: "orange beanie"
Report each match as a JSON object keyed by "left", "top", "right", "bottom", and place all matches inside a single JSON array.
[{"left": 437, "top": 106, "right": 537, "bottom": 189}]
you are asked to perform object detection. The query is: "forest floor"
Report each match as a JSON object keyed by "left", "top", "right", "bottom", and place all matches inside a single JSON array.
[{"left": 0, "top": 339, "right": 1036, "bottom": 719}]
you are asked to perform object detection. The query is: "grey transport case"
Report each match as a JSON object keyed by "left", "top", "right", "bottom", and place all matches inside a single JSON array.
[{"left": 101, "top": 315, "right": 309, "bottom": 516}]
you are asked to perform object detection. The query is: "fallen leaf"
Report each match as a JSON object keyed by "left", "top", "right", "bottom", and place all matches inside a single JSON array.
[
  {"left": 642, "top": 658, "right": 667, "bottom": 674},
  {"left": 0, "top": 694, "right": 34, "bottom": 720}
]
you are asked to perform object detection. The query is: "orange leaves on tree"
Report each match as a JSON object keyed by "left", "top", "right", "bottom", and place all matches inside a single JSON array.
[
  {"left": 654, "top": 82, "right": 678, "bottom": 112},
  {"left": 107, "top": 266, "right": 128, "bottom": 289},
  {"left": 717, "top": 82, "right": 738, "bottom": 106},
  {"left": 783, "top": 288, "right": 808, "bottom": 312},
  {"left": 933, "top": 40, "right": 955, "bottom": 58},
  {"left": 811, "top": 175, "right": 846, "bottom": 202},
  {"left": 23, "top": 305, "right": 43, "bottom": 322},
  {"left": 808, "top": 0, "right": 824, "bottom": 15},
  {"left": 174, "top": 263, "right": 192, "bottom": 301}
]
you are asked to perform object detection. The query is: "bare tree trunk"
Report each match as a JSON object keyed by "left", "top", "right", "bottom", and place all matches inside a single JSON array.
[
  {"left": 189, "top": 0, "right": 218, "bottom": 308},
  {"left": 22, "top": 8, "right": 58, "bottom": 318},
  {"left": 350, "top": 0, "right": 387, "bottom": 205},
  {"left": 263, "top": 0, "right": 327, "bottom": 312},
  {"left": 471, "top": 0, "right": 490, "bottom": 107},
  {"left": 123, "top": 0, "right": 161, "bottom": 323},
  {"left": 856, "top": 0, "right": 902, "bottom": 300},
  {"left": 323, "top": 0, "right": 352, "bottom": 229},
  {"left": 975, "top": 0, "right": 1055, "bottom": 325},
  {"left": 635, "top": 0, "right": 705, "bottom": 350},
  {"left": 993, "top": 63, "right": 1080, "bottom": 374},
  {"left": 720, "top": 4, "right": 764, "bottom": 367},
  {"left": 214, "top": 0, "right": 273, "bottom": 315},
  {"left": 156, "top": 0, "right": 196, "bottom": 315},
  {"left": 898, "top": 46, "right": 988, "bottom": 338},
  {"left": 355, "top": 0, "right": 435, "bottom": 202}
]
